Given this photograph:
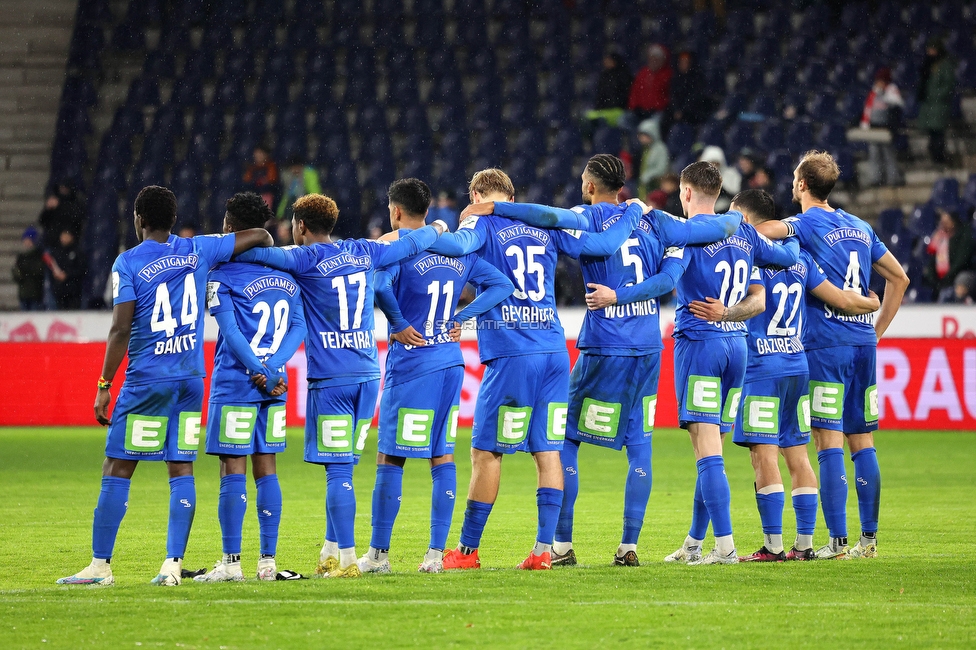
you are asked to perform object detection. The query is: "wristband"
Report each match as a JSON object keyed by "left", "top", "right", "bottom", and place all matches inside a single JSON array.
[
  {"left": 97, "top": 376, "right": 112, "bottom": 390},
  {"left": 432, "top": 219, "right": 450, "bottom": 234}
]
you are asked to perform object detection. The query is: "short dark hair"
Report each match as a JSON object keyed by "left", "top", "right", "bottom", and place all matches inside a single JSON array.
[
  {"left": 293, "top": 194, "right": 339, "bottom": 234},
  {"left": 679, "top": 161, "right": 723, "bottom": 197},
  {"left": 225, "top": 192, "right": 274, "bottom": 231},
  {"left": 388, "top": 178, "right": 431, "bottom": 218},
  {"left": 134, "top": 185, "right": 178, "bottom": 231},
  {"left": 585, "top": 154, "right": 627, "bottom": 192},
  {"left": 796, "top": 150, "right": 839, "bottom": 201},
  {"left": 731, "top": 189, "right": 778, "bottom": 223}
]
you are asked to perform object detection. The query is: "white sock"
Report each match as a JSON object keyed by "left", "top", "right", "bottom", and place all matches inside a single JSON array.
[
  {"left": 552, "top": 541, "right": 572, "bottom": 555},
  {"left": 795, "top": 534, "right": 813, "bottom": 551},
  {"left": 685, "top": 535, "right": 704, "bottom": 551},
  {"left": 763, "top": 534, "right": 784, "bottom": 555},
  {"left": 339, "top": 547, "right": 357, "bottom": 569},
  {"left": 715, "top": 534, "right": 735, "bottom": 556},
  {"left": 860, "top": 533, "right": 876, "bottom": 548},
  {"left": 222, "top": 553, "right": 241, "bottom": 566},
  {"left": 617, "top": 543, "right": 637, "bottom": 556},
  {"left": 368, "top": 546, "right": 388, "bottom": 562},
  {"left": 321, "top": 540, "right": 338, "bottom": 560},
  {"left": 91, "top": 558, "right": 110, "bottom": 570},
  {"left": 532, "top": 542, "right": 551, "bottom": 556},
  {"left": 424, "top": 548, "right": 443, "bottom": 562}
]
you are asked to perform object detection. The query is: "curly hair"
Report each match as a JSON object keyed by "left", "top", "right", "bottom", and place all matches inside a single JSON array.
[
  {"left": 293, "top": 194, "right": 339, "bottom": 234},
  {"left": 225, "top": 192, "right": 274, "bottom": 231},
  {"left": 134, "top": 185, "right": 178, "bottom": 231}
]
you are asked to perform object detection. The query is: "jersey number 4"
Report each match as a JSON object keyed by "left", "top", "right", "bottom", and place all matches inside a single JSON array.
[{"left": 150, "top": 275, "right": 198, "bottom": 337}]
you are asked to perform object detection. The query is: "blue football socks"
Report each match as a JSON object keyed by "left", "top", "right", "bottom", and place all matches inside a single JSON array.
[
  {"left": 429, "top": 462, "right": 456, "bottom": 551},
  {"left": 817, "top": 448, "right": 848, "bottom": 540},
  {"left": 756, "top": 484, "right": 785, "bottom": 553},
  {"left": 697, "top": 455, "right": 732, "bottom": 538},
  {"left": 792, "top": 487, "right": 818, "bottom": 548},
  {"left": 689, "top": 470, "right": 710, "bottom": 540},
  {"left": 92, "top": 476, "right": 130, "bottom": 560},
  {"left": 166, "top": 475, "right": 196, "bottom": 559},
  {"left": 622, "top": 443, "right": 652, "bottom": 545},
  {"left": 369, "top": 465, "right": 403, "bottom": 551},
  {"left": 218, "top": 474, "right": 247, "bottom": 556},
  {"left": 555, "top": 440, "right": 580, "bottom": 544},
  {"left": 536, "top": 487, "right": 563, "bottom": 546},
  {"left": 324, "top": 463, "right": 356, "bottom": 549},
  {"left": 255, "top": 474, "right": 282, "bottom": 557},
  {"left": 458, "top": 499, "right": 493, "bottom": 551},
  {"left": 852, "top": 447, "right": 881, "bottom": 535}
]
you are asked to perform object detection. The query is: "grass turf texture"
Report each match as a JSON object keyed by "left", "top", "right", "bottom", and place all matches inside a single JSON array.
[{"left": 1, "top": 427, "right": 974, "bottom": 648}]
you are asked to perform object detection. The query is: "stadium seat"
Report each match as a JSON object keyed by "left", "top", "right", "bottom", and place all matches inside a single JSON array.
[
  {"left": 592, "top": 126, "right": 623, "bottom": 155},
  {"left": 817, "top": 122, "right": 847, "bottom": 150},
  {"left": 749, "top": 94, "right": 777, "bottom": 119},
  {"left": 667, "top": 122, "right": 695, "bottom": 159},
  {"left": 766, "top": 150, "right": 795, "bottom": 181},
  {"left": 785, "top": 119, "right": 814, "bottom": 154},
  {"left": 876, "top": 208, "right": 905, "bottom": 239},
  {"left": 725, "top": 122, "right": 755, "bottom": 157},
  {"left": 697, "top": 121, "right": 725, "bottom": 149},
  {"left": 908, "top": 203, "right": 938, "bottom": 236},
  {"left": 961, "top": 174, "right": 976, "bottom": 213}
]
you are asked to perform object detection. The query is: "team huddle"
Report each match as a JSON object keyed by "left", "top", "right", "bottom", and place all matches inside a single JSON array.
[{"left": 57, "top": 150, "right": 909, "bottom": 586}]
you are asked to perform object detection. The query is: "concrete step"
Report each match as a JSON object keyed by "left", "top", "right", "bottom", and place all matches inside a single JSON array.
[
  {"left": 0, "top": 1, "right": 77, "bottom": 26},
  {"left": 1, "top": 84, "right": 63, "bottom": 102},
  {"left": 1, "top": 112, "right": 59, "bottom": 128},
  {"left": 3, "top": 152, "right": 50, "bottom": 170},
  {"left": 0, "top": 27, "right": 73, "bottom": 54},
  {"left": 0, "top": 123, "right": 55, "bottom": 143},
  {"left": 0, "top": 142, "right": 51, "bottom": 155},
  {"left": 0, "top": 66, "right": 67, "bottom": 87}
]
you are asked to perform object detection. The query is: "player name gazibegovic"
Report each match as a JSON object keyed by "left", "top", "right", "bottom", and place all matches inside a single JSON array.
[
  {"left": 319, "top": 330, "right": 375, "bottom": 349},
  {"left": 755, "top": 334, "right": 804, "bottom": 355}
]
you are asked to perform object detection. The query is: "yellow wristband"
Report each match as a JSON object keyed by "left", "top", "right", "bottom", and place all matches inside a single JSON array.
[{"left": 97, "top": 377, "right": 112, "bottom": 390}]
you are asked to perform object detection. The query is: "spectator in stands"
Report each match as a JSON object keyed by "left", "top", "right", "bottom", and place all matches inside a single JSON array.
[
  {"left": 585, "top": 50, "right": 632, "bottom": 130},
  {"left": 628, "top": 44, "right": 672, "bottom": 126},
  {"left": 427, "top": 190, "right": 460, "bottom": 231},
  {"left": 657, "top": 172, "right": 683, "bottom": 215},
  {"left": 736, "top": 150, "right": 759, "bottom": 187},
  {"left": 861, "top": 67, "right": 904, "bottom": 186},
  {"left": 917, "top": 41, "right": 955, "bottom": 165},
  {"left": 747, "top": 166, "right": 774, "bottom": 193},
  {"left": 243, "top": 145, "right": 279, "bottom": 209},
  {"left": 699, "top": 145, "right": 741, "bottom": 212},
  {"left": 13, "top": 226, "right": 45, "bottom": 311},
  {"left": 38, "top": 182, "right": 85, "bottom": 250},
  {"left": 949, "top": 270, "right": 975, "bottom": 304},
  {"left": 636, "top": 118, "right": 670, "bottom": 196},
  {"left": 925, "top": 208, "right": 975, "bottom": 302},
  {"left": 669, "top": 51, "right": 708, "bottom": 126},
  {"left": 49, "top": 229, "right": 86, "bottom": 310},
  {"left": 277, "top": 158, "right": 322, "bottom": 221}
]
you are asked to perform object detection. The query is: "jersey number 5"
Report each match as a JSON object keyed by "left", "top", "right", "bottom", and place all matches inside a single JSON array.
[{"left": 150, "top": 275, "right": 198, "bottom": 337}]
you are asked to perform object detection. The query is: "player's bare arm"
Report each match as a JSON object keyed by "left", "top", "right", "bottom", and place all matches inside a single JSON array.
[
  {"left": 94, "top": 300, "right": 135, "bottom": 426},
  {"left": 753, "top": 219, "right": 791, "bottom": 241},
  {"left": 231, "top": 227, "right": 274, "bottom": 255},
  {"left": 460, "top": 201, "right": 495, "bottom": 220},
  {"left": 585, "top": 283, "right": 617, "bottom": 310},
  {"left": 689, "top": 284, "right": 765, "bottom": 322},
  {"left": 391, "top": 326, "right": 427, "bottom": 347},
  {"left": 810, "top": 281, "right": 881, "bottom": 316},
  {"left": 871, "top": 251, "right": 910, "bottom": 339}
]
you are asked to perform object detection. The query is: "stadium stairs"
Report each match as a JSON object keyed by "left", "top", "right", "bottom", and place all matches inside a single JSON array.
[{"left": 0, "top": 0, "right": 76, "bottom": 309}]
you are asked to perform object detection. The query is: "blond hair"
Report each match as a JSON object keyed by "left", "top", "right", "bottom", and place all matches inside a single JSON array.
[
  {"left": 468, "top": 168, "right": 515, "bottom": 200},
  {"left": 796, "top": 150, "right": 840, "bottom": 201}
]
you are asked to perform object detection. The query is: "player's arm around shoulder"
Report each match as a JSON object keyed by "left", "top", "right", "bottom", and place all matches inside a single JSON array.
[
  {"left": 371, "top": 221, "right": 449, "bottom": 268},
  {"left": 689, "top": 278, "right": 765, "bottom": 323},
  {"left": 231, "top": 228, "right": 274, "bottom": 256}
]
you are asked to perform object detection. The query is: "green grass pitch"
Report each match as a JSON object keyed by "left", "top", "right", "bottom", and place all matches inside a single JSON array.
[{"left": 1, "top": 426, "right": 974, "bottom": 648}]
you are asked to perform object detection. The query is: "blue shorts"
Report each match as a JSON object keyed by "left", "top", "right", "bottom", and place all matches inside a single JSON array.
[
  {"left": 205, "top": 400, "right": 287, "bottom": 456},
  {"left": 379, "top": 366, "right": 463, "bottom": 459},
  {"left": 472, "top": 352, "right": 570, "bottom": 454},
  {"left": 105, "top": 378, "right": 204, "bottom": 462},
  {"left": 733, "top": 373, "right": 811, "bottom": 448},
  {"left": 567, "top": 352, "right": 660, "bottom": 451},
  {"left": 806, "top": 345, "right": 879, "bottom": 434},
  {"left": 304, "top": 380, "right": 380, "bottom": 465},
  {"left": 673, "top": 336, "right": 747, "bottom": 433}
]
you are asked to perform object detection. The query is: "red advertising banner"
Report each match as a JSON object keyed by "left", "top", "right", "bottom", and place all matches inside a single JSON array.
[{"left": 6, "top": 338, "right": 974, "bottom": 430}]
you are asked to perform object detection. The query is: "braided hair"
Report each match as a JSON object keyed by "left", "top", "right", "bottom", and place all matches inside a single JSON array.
[{"left": 584, "top": 154, "right": 626, "bottom": 192}]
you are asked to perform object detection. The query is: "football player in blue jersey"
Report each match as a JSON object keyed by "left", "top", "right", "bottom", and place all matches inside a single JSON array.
[
  {"left": 193, "top": 193, "right": 307, "bottom": 583},
  {"left": 663, "top": 162, "right": 799, "bottom": 565},
  {"left": 752, "top": 152, "right": 909, "bottom": 560},
  {"left": 58, "top": 186, "right": 273, "bottom": 586},
  {"left": 690, "top": 190, "right": 881, "bottom": 562},
  {"left": 234, "top": 193, "right": 449, "bottom": 578},
  {"left": 460, "top": 155, "right": 741, "bottom": 567},
  {"left": 355, "top": 179, "right": 514, "bottom": 575},
  {"left": 425, "top": 167, "right": 641, "bottom": 570}
]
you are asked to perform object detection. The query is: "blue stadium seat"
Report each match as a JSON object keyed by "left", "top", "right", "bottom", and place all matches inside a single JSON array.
[
  {"left": 961, "top": 173, "right": 976, "bottom": 213},
  {"left": 223, "top": 46, "right": 255, "bottom": 79},
  {"left": 785, "top": 119, "right": 814, "bottom": 154},
  {"left": 749, "top": 94, "right": 777, "bottom": 119},
  {"left": 592, "top": 126, "right": 623, "bottom": 155},
  {"left": 666, "top": 122, "right": 695, "bottom": 159},
  {"left": 550, "top": 128, "right": 582, "bottom": 159},
  {"left": 725, "top": 122, "right": 755, "bottom": 156},
  {"left": 818, "top": 122, "right": 847, "bottom": 150},
  {"left": 715, "top": 92, "right": 746, "bottom": 121},
  {"left": 183, "top": 48, "right": 215, "bottom": 82},
  {"left": 766, "top": 150, "right": 794, "bottom": 181},
  {"left": 508, "top": 156, "right": 539, "bottom": 189},
  {"left": 876, "top": 208, "right": 905, "bottom": 239},
  {"left": 476, "top": 130, "right": 508, "bottom": 161},
  {"left": 112, "top": 18, "right": 146, "bottom": 50},
  {"left": 908, "top": 203, "right": 938, "bottom": 237},
  {"left": 470, "top": 101, "right": 502, "bottom": 131},
  {"left": 213, "top": 75, "right": 246, "bottom": 109},
  {"left": 315, "top": 132, "right": 352, "bottom": 167},
  {"left": 930, "top": 177, "right": 960, "bottom": 210},
  {"left": 697, "top": 121, "right": 725, "bottom": 149},
  {"left": 170, "top": 76, "right": 204, "bottom": 109}
]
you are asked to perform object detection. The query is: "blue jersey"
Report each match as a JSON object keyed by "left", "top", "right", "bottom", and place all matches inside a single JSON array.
[
  {"left": 111, "top": 233, "right": 236, "bottom": 385},
  {"left": 384, "top": 252, "right": 503, "bottom": 387},
  {"left": 575, "top": 204, "right": 684, "bottom": 355},
  {"left": 783, "top": 207, "right": 888, "bottom": 350},
  {"left": 674, "top": 218, "right": 794, "bottom": 340},
  {"left": 459, "top": 214, "right": 583, "bottom": 362},
  {"left": 236, "top": 229, "right": 437, "bottom": 386},
  {"left": 206, "top": 261, "right": 303, "bottom": 402},
  {"left": 745, "top": 249, "right": 828, "bottom": 380}
]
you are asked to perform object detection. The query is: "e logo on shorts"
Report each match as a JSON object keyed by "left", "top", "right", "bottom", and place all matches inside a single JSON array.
[
  {"left": 125, "top": 415, "right": 167, "bottom": 452},
  {"left": 219, "top": 406, "right": 257, "bottom": 445},
  {"left": 742, "top": 396, "right": 780, "bottom": 434},
  {"left": 354, "top": 419, "right": 370, "bottom": 456},
  {"left": 643, "top": 395, "right": 658, "bottom": 433},
  {"left": 397, "top": 408, "right": 434, "bottom": 447},
  {"left": 179, "top": 412, "right": 201, "bottom": 451},
  {"left": 267, "top": 405, "right": 287, "bottom": 443},
  {"left": 687, "top": 375, "right": 721, "bottom": 414},
  {"left": 865, "top": 385, "right": 879, "bottom": 423},
  {"left": 548, "top": 403, "right": 567, "bottom": 441},
  {"left": 318, "top": 415, "right": 353, "bottom": 452},
  {"left": 497, "top": 406, "right": 532, "bottom": 444},
  {"left": 446, "top": 406, "right": 460, "bottom": 443},
  {"left": 722, "top": 388, "right": 742, "bottom": 424},
  {"left": 578, "top": 399, "right": 620, "bottom": 438},
  {"left": 797, "top": 395, "right": 812, "bottom": 433},
  {"left": 810, "top": 381, "right": 844, "bottom": 420}
]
